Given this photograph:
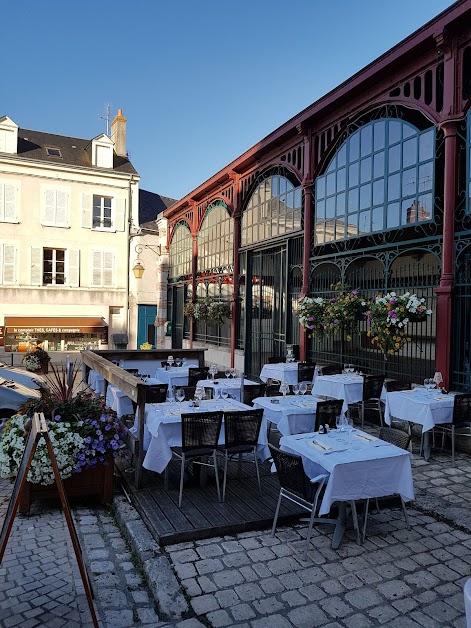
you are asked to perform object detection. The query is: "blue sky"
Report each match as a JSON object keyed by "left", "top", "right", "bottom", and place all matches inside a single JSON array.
[{"left": 2, "top": 0, "right": 454, "bottom": 201}]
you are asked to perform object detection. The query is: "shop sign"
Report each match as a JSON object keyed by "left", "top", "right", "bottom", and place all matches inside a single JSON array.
[
  {"left": 9, "top": 327, "right": 82, "bottom": 334},
  {"left": 0, "top": 326, "right": 4, "bottom": 347}
]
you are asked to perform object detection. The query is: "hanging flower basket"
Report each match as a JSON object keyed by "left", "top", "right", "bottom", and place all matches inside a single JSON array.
[
  {"left": 366, "top": 291, "right": 432, "bottom": 356},
  {"left": 321, "top": 284, "right": 366, "bottom": 338},
  {"left": 297, "top": 297, "right": 326, "bottom": 338},
  {"left": 184, "top": 299, "right": 231, "bottom": 326}
]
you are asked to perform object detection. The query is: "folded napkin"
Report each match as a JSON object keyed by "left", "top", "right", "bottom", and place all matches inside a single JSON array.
[
  {"left": 300, "top": 401, "right": 317, "bottom": 407},
  {"left": 308, "top": 439, "right": 333, "bottom": 452}
]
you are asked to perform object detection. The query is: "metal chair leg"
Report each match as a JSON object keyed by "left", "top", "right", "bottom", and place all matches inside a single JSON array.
[
  {"left": 401, "top": 498, "right": 410, "bottom": 530},
  {"left": 271, "top": 490, "right": 283, "bottom": 537},
  {"left": 350, "top": 500, "right": 361, "bottom": 545},
  {"left": 362, "top": 498, "right": 370, "bottom": 543},
  {"left": 378, "top": 400, "right": 384, "bottom": 427},
  {"left": 254, "top": 447, "right": 261, "bottom": 495},
  {"left": 452, "top": 426, "right": 455, "bottom": 467},
  {"left": 360, "top": 404, "right": 365, "bottom": 429},
  {"left": 213, "top": 451, "right": 221, "bottom": 502},
  {"left": 222, "top": 451, "right": 229, "bottom": 502},
  {"left": 178, "top": 453, "right": 186, "bottom": 508}
]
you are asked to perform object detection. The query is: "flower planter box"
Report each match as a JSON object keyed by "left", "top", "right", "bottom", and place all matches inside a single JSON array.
[{"left": 18, "top": 459, "right": 114, "bottom": 514}]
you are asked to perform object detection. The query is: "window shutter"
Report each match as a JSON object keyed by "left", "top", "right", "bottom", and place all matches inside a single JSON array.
[
  {"left": 66, "top": 249, "right": 80, "bottom": 287},
  {"left": 3, "top": 244, "right": 15, "bottom": 284},
  {"left": 91, "top": 250, "right": 103, "bottom": 286},
  {"left": 44, "top": 189, "right": 55, "bottom": 224},
  {"left": 56, "top": 190, "right": 68, "bottom": 226},
  {"left": 0, "top": 185, "right": 3, "bottom": 221},
  {"left": 4, "top": 185, "right": 16, "bottom": 221},
  {"left": 115, "top": 198, "right": 126, "bottom": 232},
  {"left": 103, "top": 251, "right": 114, "bottom": 287},
  {"left": 31, "top": 247, "right": 42, "bottom": 286},
  {"left": 82, "top": 193, "right": 93, "bottom": 229}
]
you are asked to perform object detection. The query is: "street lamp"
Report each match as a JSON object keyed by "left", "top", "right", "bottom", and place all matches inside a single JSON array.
[{"left": 132, "top": 243, "right": 162, "bottom": 279}]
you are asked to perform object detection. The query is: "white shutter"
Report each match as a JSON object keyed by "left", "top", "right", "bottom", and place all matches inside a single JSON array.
[
  {"left": 5, "top": 131, "right": 15, "bottom": 154},
  {"left": 114, "top": 198, "right": 126, "bottom": 232},
  {"left": 103, "top": 251, "right": 114, "bottom": 287},
  {"left": 44, "top": 189, "right": 55, "bottom": 224},
  {"left": 56, "top": 190, "right": 68, "bottom": 226},
  {"left": 0, "top": 185, "right": 3, "bottom": 221},
  {"left": 82, "top": 193, "right": 93, "bottom": 229},
  {"left": 4, "top": 185, "right": 16, "bottom": 221},
  {"left": 3, "top": 244, "right": 15, "bottom": 284},
  {"left": 92, "top": 251, "right": 103, "bottom": 286},
  {"left": 31, "top": 247, "right": 42, "bottom": 286},
  {"left": 66, "top": 249, "right": 80, "bottom": 287}
]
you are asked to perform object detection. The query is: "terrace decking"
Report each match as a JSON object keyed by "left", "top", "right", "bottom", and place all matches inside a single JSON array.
[{"left": 115, "top": 456, "right": 306, "bottom": 546}]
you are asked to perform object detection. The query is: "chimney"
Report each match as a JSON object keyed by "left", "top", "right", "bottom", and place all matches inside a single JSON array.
[{"left": 111, "top": 108, "right": 127, "bottom": 156}]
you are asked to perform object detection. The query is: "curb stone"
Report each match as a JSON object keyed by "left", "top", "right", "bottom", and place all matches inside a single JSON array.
[{"left": 114, "top": 495, "right": 189, "bottom": 621}]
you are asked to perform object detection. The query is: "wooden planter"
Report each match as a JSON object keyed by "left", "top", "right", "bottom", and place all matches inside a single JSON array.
[{"left": 19, "top": 458, "right": 114, "bottom": 514}]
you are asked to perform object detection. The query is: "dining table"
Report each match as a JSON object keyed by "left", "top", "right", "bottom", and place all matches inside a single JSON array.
[
  {"left": 131, "top": 398, "right": 271, "bottom": 474},
  {"left": 280, "top": 428, "right": 414, "bottom": 548},
  {"left": 87, "top": 369, "right": 105, "bottom": 395},
  {"left": 154, "top": 367, "right": 190, "bottom": 389},
  {"left": 312, "top": 374, "right": 387, "bottom": 414},
  {"left": 384, "top": 388, "right": 456, "bottom": 460},
  {"left": 197, "top": 377, "right": 259, "bottom": 402},
  {"left": 259, "top": 363, "right": 302, "bottom": 386},
  {"left": 252, "top": 395, "right": 325, "bottom": 436}
]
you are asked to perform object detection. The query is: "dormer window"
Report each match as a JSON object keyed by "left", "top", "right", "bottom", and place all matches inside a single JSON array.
[
  {"left": 0, "top": 116, "right": 18, "bottom": 155},
  {"left": 90, "top": 134, "right": 114, "bottom": 168},
  {"left": 46, "top": 147, "right": 62, "bottom": 157}
]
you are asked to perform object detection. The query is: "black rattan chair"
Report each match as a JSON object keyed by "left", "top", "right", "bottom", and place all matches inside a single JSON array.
[
  {"left": 384, "top": 379, "right": 411, "bottom": 393},
  {"left": 266, "top": 384, "right": 280, "bottom": 397},
  {"left": 220, "top": 409, "right": 264, "bottom": 501},
  {"left": 298, "top": 362, "right": 316, "bottom": 384},
  {"left": 124, "top": 368, "right": 139, "bottom": 376},
  {"left": 362, "top": 426, "right": 411, "bottom": 542},
  {"left": 267, "top": 357, "right": 280, "bottom": 364},
  {"left": 175, "top": 386, "right": 196, "bottom": 400},
  {"left": 320, "top": 364, "right": 342, "bottom": 376},
  {"left": 434, "top": 393, "right": 471, "bottom": 467},
  {"left": 243, "top": 383, "right": 267, "bottom": 406},
  {"left": 348, "top": 375, "right": 385, "bottom": 428},
  {"left": 314, "top": 399, "right": 344, "bottom": 431},
  {"left": 172, "top": 411, "right": 223, "bottom": 507},
  {"left": 188, "top": 367, "right": 210, "bottom": 387},
  {"left": 269, "top": 445, "right": 334, "bottom": 559},
  {"left": 145, "top": 384, "right": 168, "bottom": 404}
]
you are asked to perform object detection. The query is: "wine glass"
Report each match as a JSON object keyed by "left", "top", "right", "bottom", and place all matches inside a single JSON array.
[
  {"left": 230, "top": 367, "right": 236, "bottom": 379},
  {"left": 433, "top": 372, "right": 443, "bottom": 389},
  {"left": 225, "top": 368, "right": 231, "bottom": 379},
  {"left": 175, "top": 358, "right": 182, "bottom": 368},
  {"left": 299, "top": 382, "right": 308, "bottom": 396},
  {"left": 292, "top": 383, "right": 300, "bottom": 396},
  {"left": 279, "top": 381, "right": 290, "bottom": 402},
  {"left": 344, "top": 364, "right": 348, "bottom": 374},
  {"left": 176, "top": 388, "right": 185, "bottom": 404},
  {"left": 209, "top": 364, "right": 217, "bottom": 380},
  {"left": 194, "top": 385, "right": 205, "bottom": 406},
  {"left": 221, "top": 389, "right": 229, "bottom": 401},
  {"left": 345, "top": 418, "right": 354, "bottom": 441}
]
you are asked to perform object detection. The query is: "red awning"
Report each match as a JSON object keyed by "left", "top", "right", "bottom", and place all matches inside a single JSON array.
[{"left": 4, "top": 317, "right": 107, "bottom": 334}]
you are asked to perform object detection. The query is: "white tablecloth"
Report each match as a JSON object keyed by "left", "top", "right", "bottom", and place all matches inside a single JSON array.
[
  {"left": 131, "top": 399, "right": 270, "bottom": 473},
  {"left": 154, "top": 367, "right": 189, "bottom": 389},
  {"left": 253, "top": 395, "right": 325, "bottom": 436},
  {"left": 312, "top": 375, "right": 387, "bottom": 414},
  {"left": 88, "top": 370, "right": 105, "bottom": 395},
  {"left": 106, "top": 384, "right": 134, "bottom": 417},
  {"left": 384, "top": 389, "right": 455, "bottom": 432},
  {"left": 197, "top": 378, "right": 259, "bottom": 402},
  {"left": 120, "top": 359, "right": 165, "bottom": 374},
  {"left": 280, "top": 430, "right": 414, "bottom": 516},
  {"left": 259, "top": 363, "right": 301, "bottom": 385}
]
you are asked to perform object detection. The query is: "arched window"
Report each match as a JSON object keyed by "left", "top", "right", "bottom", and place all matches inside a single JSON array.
[
  {"left": 315, "top": 118, "right": 435, "bottom": 244},
  {"left": 169, "top": 221, "right": 192, "bottom": 279},
  {"left": 197, "top": 201, "right": 233, "bottom": 272},
  {"left": 242, "top": 174, "right": 302, "bottom": 246}
]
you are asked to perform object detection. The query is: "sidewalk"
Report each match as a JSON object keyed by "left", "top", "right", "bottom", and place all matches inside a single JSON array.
[{"left": 0, "top": 442, "right": 469, "bottom": 627}]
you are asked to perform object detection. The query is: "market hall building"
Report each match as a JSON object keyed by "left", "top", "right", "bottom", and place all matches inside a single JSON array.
[{"left": 163, "top": 0, "right": 471, "bottom": 391}]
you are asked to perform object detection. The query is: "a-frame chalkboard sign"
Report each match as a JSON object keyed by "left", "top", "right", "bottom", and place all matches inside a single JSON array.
[{"left": 0, "top": 413, "right": 99, "bottom": 627}]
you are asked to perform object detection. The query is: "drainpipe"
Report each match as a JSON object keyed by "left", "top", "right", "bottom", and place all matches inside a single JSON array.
[{"left": 126, "top": 175, "right": 135, "bottom": 348}]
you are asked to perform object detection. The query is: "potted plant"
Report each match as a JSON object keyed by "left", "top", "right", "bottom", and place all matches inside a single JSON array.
[
  {"left": 0, "top": 363, "right": 127, "bottom": 512},
  {"left": 321, "top": 284, "right": 366, "bottom": 341},
  {"left": 23, "top": 346, "right": 51, "bottom": 373},
  {"left": 297, "top": 296, "right": 326, "bottom": 338},
  {"left": 366, "top": 291, "right": 432, "bottom": 356},
  {"left": 184, "top": 298, "right": 231, "bottom": 326}
]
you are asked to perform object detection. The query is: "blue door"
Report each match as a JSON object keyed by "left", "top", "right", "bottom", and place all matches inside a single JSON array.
[{"left": 137, "top": 305, "right": 157, "bottom": 348}]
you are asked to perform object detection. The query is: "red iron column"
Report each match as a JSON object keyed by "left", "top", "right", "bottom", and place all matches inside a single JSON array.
[
  {"left": 230, "top": 173, "right": 241, "bottom": 368},
  {"left": 434, "top": 121, "right": 458, "bottom": 389}
]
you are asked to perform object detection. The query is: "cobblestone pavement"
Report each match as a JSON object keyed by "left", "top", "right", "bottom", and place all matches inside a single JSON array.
[{"left": 0, "top": 433, "right": 471, "bottom": 627}]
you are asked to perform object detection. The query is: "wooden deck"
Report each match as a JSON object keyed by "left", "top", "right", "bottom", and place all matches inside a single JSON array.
[{"left": 115, "top": 456, "right": 305, "bottom": 546}]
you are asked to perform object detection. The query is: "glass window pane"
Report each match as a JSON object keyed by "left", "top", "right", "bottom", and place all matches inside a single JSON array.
[
  {"left": 402, "top": 168, "right": 417, "bottom": 197},
  {"left": 326, "top": 158, "right": 336, "bottom": 173},
  {"left": 374, "top": 121, "right": 385, "bottom": 151},
  {"left": 359, "top": 210, "right": 371, "bottom": 233},
  {"left": 315, "top": 220, "right": 325, "bottom": 244},
  {"left": 294, "top": 187, "right": 302, "bottom": 209},
  {"left": 403, "top": 124, "right": 416, "bottom": 139},
  {"left": 373, "top": 151, "right": 385, "bottom": 178},
  {"left": 388, "top": 144, "right": 401, "bottom": 173},
  {"left": 360, "top": 125, "right": 373, "bottom": 157},
  {"left": 349, "top": 162, "right": 359, "bottom": 187},
  {"left": 271, "top": 177, "right": 279, "bottom": 196},
  {"left": 418, "top": 161, "right": 433, "bottom": 193},
  {"left": 388, "top": 173, "right": 401, "bottom": 201},
  {"left": 373, "top": 179, "right": 384, "bottom": 205},
  {"left": 316, "top": 176, "right": 326, "bottom": 200},
  {"left": 387, "top": 202, "right": 400, "bottom": 228},
  {"left": 346, "top": 214, "right": 358, "bottom": 237},
  {"left": 326, "top": 172, "right": 336, "bottom": 196},
  {"left": 337, "top": 144, "right": 347, "bottom": 167},
  {"left": 349, "top": 132, "right": 360, "bottom": 161},
  {"left": 360, "top": 157, "right": 372, "bottom": 183},
  {"left": 348, "top": 188, "right": 358, "bottom": 213},
  {"left": 403, "top": 199, "right": 416, "bottom": 224},
  {"left": 419, "top": 129, "right": 434, "bottom": 162},
  {"left": 326, "top": 196, "right": 335, "bottom": 219},
  {"left": 372, "top": 207, "right": 383, "bottom": 232},
  {"left": 316, "top": 200, "right": 325, "bottom": 219},
  {"left": 334, "top": 219, "right": 345, "bottom": 240},
  {"left": 418, "top": 193, "right": 433, "bottom": 221},
  {"left": 279, "top": 177, "right": 286, "bottom": 195},
  {"left": 336, "top": 192, "right": 345, "bottom": 216},
  {"left": 403, "top": 136, "right": 417, "bottom": 168},
  {"left": 360, "top": 183, "right": 371, "bottom": 210},
  {"left": 337, "top": 167, "right": 346, "bottom": 192},
  {"left": 389, "top": 120, "right": 402, "bottom": 144}
]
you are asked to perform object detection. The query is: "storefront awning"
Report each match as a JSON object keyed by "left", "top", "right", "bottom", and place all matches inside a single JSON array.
[{"left": 4, "top": 317, "right": 107, "bottom": 334}]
